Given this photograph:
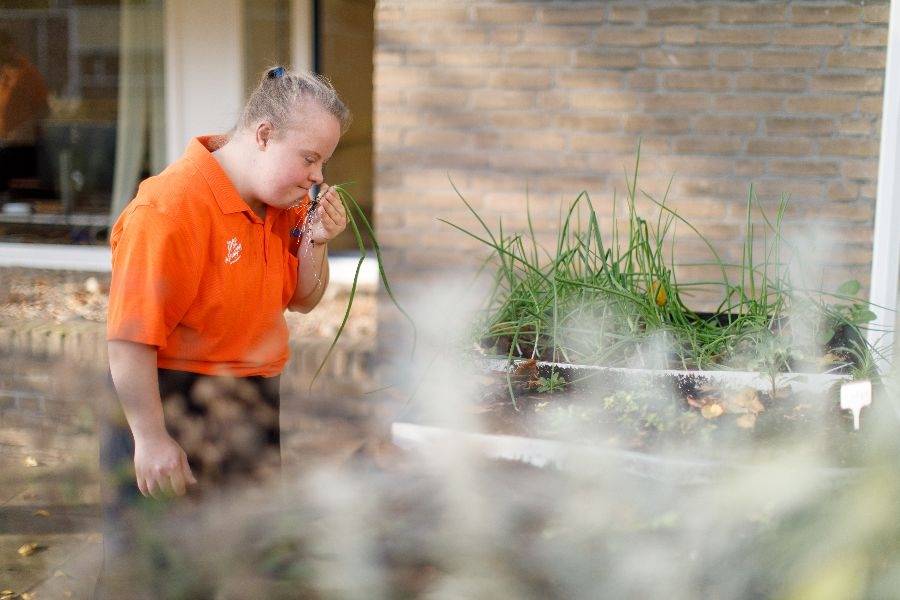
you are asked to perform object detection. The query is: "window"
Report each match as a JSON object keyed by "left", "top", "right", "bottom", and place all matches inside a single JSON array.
[
  {"left": 0, "top": 0, "right": 163, "bottom": 245},
  {"left": 0, "top": 0, "right": 372, "bottom": 250}
]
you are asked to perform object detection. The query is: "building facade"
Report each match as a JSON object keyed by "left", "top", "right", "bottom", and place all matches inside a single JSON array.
[
  {"left": 372, "top": 0, "right": 890, "bottom": 304},
  {"left": 0, "top": 0, "right": 373, "bottom": 251}
]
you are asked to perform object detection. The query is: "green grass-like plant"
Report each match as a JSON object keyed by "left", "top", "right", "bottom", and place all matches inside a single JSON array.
[
  {"left": 441, "top": 145, "right": 883, "bottom": 378},
  {"left": 307, "top": 184, "right": 416, "bottom": 391}
]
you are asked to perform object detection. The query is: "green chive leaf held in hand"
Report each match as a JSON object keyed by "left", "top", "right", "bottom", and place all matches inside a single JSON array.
[{"left": 307, "top": 184, "right": 417, "bottom": 392}]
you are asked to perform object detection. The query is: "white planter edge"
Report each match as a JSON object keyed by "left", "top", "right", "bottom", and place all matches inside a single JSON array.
[
  {"left": 391, "top": 421, "right": 861, "bottom": 482},
  {"left": 477, "top": 357, "right": 852, "bottom": 395}
]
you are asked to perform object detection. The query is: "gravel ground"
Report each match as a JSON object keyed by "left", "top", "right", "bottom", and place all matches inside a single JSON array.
[{"left": 0, "top": 267, "right": 376, "bottom": 339}]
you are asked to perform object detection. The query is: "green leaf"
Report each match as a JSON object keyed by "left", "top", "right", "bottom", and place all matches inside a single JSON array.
[
  {"left": 817, "top": 328, "right": 836, "bottom": 347},
  {"left": 852, "top": 308, "right": 877, "bottom": 325},
  {"left": 836, "top": 280, "right": 861, "bottom": 297}
]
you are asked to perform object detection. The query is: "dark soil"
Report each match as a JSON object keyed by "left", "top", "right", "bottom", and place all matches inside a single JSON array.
[
  {"left": 460, "top": 360, "right": 877, "bottom": 468},
  {"left": 479, "top": 311, "right": 868, "bottom": 375}
]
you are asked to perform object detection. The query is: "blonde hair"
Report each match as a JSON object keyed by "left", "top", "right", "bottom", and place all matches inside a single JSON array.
[{"left": 239, "top": 66, "right": 351, "bottom": 135}]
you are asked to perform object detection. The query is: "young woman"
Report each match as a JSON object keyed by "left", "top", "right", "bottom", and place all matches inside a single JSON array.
[{"left": 104, "top": 66, "right": 351, "bottom": 502}]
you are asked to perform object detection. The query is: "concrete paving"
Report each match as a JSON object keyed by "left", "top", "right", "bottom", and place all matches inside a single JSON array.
[
  {"left": 0, "top": 270, "right": 384, "bottom": 598},
  {"left": 0, "top": 420, "right": 102, "bottom": 599},
  {"left": 0, "top": 349, "right": 385, "bottom": 599}
]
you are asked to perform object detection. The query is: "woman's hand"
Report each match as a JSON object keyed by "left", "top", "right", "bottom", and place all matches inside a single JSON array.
[
  {"left": 108, "top": 340, "right": 198, "bottom": 499},
  {"left": 308, "top": 183, "right": 347, "bottom": 244},
  {"left": 133, "top": 431, "right": 197, "bottom": 498}
]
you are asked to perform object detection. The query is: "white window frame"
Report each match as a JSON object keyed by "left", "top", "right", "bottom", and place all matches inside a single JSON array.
[
  {"left": 291, "top": 0, "right": 315, "bottom": 72},
  {"left": 868, "top": 0, "right": 900, "bottom": 370},
  {"left": 163, "top": 0, "right": 245, "bottom": 164}
]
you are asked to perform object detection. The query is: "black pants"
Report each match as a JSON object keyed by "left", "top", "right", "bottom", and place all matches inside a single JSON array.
[
  {"left": 100, "top": 368, "right": 282, "bottom": 503},
  {"left": 96, "top": 369, "right": 282, "bottom": 599}
]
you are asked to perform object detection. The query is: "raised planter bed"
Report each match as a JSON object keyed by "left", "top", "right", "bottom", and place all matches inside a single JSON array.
[
  {"left": 479, "top": 356, "right": 851, "bottom": 397},
  {"left": 390, "top": 421, "right": 863, "bottom": 486},
  {"left": 411, "top": 162, "right": 887, "bottom": 476},
  {"left": 393, "top": 353, "right": 873, "bottom": 474}
]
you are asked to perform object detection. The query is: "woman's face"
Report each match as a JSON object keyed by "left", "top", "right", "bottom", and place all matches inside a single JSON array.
[{"left": 252, "top": 106, "right": 341, "bottom": 210}]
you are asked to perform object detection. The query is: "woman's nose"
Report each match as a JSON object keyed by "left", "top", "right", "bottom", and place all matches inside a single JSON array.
[{"left": 310, "top": 167, "right": 324, "bottom": 184}]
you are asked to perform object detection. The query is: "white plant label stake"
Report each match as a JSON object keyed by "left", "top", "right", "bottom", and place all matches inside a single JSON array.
[{"left": 840, "top": 380, "right": 872, "bottom": 431}]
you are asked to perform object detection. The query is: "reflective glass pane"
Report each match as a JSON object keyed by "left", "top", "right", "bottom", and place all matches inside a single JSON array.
[{"left": 0, "top": 0, "right": 163, "bottom": 245}]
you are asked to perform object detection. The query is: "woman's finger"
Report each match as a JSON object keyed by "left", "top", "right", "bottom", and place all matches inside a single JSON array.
[
  {"left": 316, "top": 197, "right": 338, "bottom": 222},
  {"left": 319, "top": 191, "right": 339, "bottom": 214},
  {"left": 154, "top": 467, "right": 177, "bottom": 498},
  {"left": 325, "top": 198, "right": 344, "bottom": 222},
  {"left": 321, "top": 198, "right": 339, "bottom": 219},
  {"left": 181, "top": 454, "right": 197, "bottom": 485},
  {"left": 136, "top": 474, "right": 149, "bottom": 497},
  {"left": 169, "top": 471, "right": 186, "bottom": 497},
  {"left": 159, "top": 477, "right": 176, "bottom": 498},
  {"left": 146, "top": 476, "right": 165, "bottom": 500},
  {"left": 322, "top": 198, "right": 345, "bottom": 228},
  {"left": 321, "top": 211, "right": 337, "bottom": 229}
]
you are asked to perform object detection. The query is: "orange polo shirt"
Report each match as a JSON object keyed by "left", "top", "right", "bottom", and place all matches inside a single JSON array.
[{"left": 107, "top": 135, "right": 308, "bottom": 377}]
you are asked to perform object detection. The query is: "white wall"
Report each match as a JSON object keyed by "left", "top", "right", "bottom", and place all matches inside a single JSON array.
[
  {"left": 163, "top": 0, "right": 314, "bottom": 164},
  {"left": 291, "top": 0, "right": 315, "bottom": 72},
  {"left": 868, "top": 0, "right": 900, "bottom": 369},
  {"left": 164, "top": 0, "right": 244, "bottom": 163}
]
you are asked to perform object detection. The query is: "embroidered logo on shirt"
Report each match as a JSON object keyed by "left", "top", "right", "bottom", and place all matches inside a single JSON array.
[{"left": 224, "top": 237, "right": 242, "bottom": 265}]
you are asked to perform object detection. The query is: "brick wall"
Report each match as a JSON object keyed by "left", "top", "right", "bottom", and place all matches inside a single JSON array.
[{"left": 372, "top": 0, "right": 889, "bottom": 308}]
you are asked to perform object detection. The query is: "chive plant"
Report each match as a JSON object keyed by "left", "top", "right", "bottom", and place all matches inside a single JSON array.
[
  {"left": 307, "top": 184, "right": 416, "bottom": 390},
  {"left": 441, "top": 148, "right": 882, "bottom": 377}
]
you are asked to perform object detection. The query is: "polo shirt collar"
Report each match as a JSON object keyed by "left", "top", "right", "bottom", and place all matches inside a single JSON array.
[{"left": 186, "top": 135, "right": 256, "bottom": 217}]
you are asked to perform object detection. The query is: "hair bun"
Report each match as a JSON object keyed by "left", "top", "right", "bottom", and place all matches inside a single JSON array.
[{"left": 241, "top": 67, "right": 352, "bottom": 134}]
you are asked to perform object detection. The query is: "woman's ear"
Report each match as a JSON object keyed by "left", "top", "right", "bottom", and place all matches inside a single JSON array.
[{"left": 255, "top": 121, "right": 275, "bottom": 150}]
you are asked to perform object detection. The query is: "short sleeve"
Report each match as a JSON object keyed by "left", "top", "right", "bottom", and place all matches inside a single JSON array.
[{"left": 107, "top": 204, "right": 202, "bottom": 349}]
